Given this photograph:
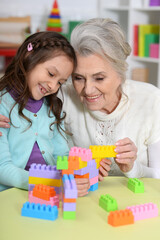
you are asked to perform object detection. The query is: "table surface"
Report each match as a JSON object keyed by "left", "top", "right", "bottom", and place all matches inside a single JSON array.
[{"left": 1, "top": 177, "right": 160, "bottom": 240}]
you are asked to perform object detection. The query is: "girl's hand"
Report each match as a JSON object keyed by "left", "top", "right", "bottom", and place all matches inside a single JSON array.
[
  {"left": 114, "top": 138, "right": 137, "bottom": 172},
  {"left": 75, "top": 178, "right": 90, "bottom": 197},
  {"left": 98, "top": 158, "right": 112, "bottom": 181},
  {"left": 0, "top": 115, "right": 10, "bottom": 136}
]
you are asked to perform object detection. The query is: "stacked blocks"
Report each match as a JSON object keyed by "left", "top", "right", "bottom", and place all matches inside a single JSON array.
[
  {"left": 69, "top": 147, "right": 99, "bottom": 192},
  {"left": 62, "top": 174, "right": 77, "bottom": 219},
  {"left": 46, "top": 0, "right": 62, "bottom": 32},
  {"left": 29, "top": 184, "right": 59, "bottom": 208},
  {"left": 108, "top": 209, "right": 134, "bottom": 227},
  {"left": 29, "top": 163, "right": 62, "bottom": 196},
  {"left": 128, "top": 178, "right": 144, "bottom": 193},
  {"left": 127, "top": 203, "right": 158, "bottom": 221},
  {"left": 99, "top": 194, "right": 118, "bottom": 212},
  {"left": 21, "top": 202, "right": 58, "bottom": 221}
]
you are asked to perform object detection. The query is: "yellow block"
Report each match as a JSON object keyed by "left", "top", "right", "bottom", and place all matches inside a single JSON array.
[
  {"left": 48, "top": 19, "right": 61, "bottom": 23},
  {"left": 95, "top": 158, "right": 101, "bottom": 169},
  {"left": 51, "top": 9, "right": 59, "bottom": 14},
  {"left": 79, "top": 158, "right": 88, "bottom": 169},
  {"left": 89, "top": 145, "right": 117, "bottom": 158},
  {"left": 29, "top": 177, "right": 62, "bottom": 187}
]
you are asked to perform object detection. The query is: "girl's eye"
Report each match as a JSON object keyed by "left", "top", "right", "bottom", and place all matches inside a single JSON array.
[
  {"left": 48, "top": 71, "right": 54, "bottom": 77},
  {"left": 73, "top": 76, "right": 84, "bottom": 81},
  {"left": 58, "top": 82, "right": 62, "bottom": 86}
]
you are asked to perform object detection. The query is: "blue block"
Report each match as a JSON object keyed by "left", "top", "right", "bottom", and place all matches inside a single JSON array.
[
  {"left": 89, "top": 182, "right": 98, "bottom": 191},
  {"left": 21, "top": 202, "right": 58, "bottom": 221}
]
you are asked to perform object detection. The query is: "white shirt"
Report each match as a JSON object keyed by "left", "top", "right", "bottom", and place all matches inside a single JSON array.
[{"left": 60, "top": 79, "right": 160, "bottom": 178}]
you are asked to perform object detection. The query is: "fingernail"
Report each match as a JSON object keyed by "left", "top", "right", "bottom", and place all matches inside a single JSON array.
[{"left": 5, "top": 124, "right": 10, "bottom": 128}]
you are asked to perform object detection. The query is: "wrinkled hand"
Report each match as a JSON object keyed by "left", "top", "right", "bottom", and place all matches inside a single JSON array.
[
  {"left": 114, "top": 137, "right": 137, "bottom": 172},
  {"left": 0, "top": 115, "right": 10, "bottom": 136},
  {"left": 75, "top": 178, "right": 90, "bottom": 197},
  {"left": 98, "top": 158, "right": 112, "bottom": 181}
]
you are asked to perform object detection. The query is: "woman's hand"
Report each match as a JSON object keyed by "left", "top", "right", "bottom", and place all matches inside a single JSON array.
[
  {"left": 98, "top": 158, "right": 112, "bottom": 181},
  {"left": 114, "top": 137, "right": 137, "bottom": 172},
  {"left": 0, "top": 115, "right": 10, "bottom": 136},
  {"left": 75, "top": 178, "right": 90, "bottom": 197}
]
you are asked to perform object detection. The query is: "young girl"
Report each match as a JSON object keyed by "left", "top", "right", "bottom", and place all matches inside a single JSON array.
[{"left": 0, "top": 31, "right": 76, "bottom": 191}]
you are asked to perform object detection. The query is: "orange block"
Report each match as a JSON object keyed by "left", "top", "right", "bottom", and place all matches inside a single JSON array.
[
  {"left": 74, "top": 173, "right": 89, "bottom": 179},
  {"left": 46, "top": 27, "right": 62, "bottom": 32},
  {"left": 63, "top": 196, "right": 76, "bottom": 203},
  {"left": 62, "top": 169, "right": 74, "bottom": 175},
  {"left": 108, "top": 209, "right": 134, "bottom": 227},
  {"left": 32, "top": 184, "right": 56, "bottom": 201},
  {"left": 68, "top": 156, "right": 79, "bottom": 170}
]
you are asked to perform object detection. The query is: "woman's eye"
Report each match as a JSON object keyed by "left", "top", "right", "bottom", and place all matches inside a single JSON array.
[
  {"left": 73, "top": 76, "right": 84, "bottom": 80},
  {"left": 48, "top": 72, "right": 54, "bottom": 77},
  {"left": 58, "top": 82, "right": 62, "bottom": 86},
  {"left": 96, "top": 78, "right": 104, "bottom": 81}
]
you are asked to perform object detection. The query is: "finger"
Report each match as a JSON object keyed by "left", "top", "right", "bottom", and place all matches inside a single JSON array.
[
  {"left": 116, "top": 151, "right": 136, "bottom": 159},
  {"left": 115, "top": 145, "right": 137, "bottom": 154},
  {"left": 0, "top": 123, "right": 10, "bottom": 128},
  {"left": 0, "top": 132, "right": 2, "bottom": 136},
  {"left": 78, "top": 191, "right": 89, "bottom": 197},
  {"left": 98, "top": 174, "right": 104, "bottom": 181},
  {"left": 75, "top": 178, "right": 89, "bottom": 184},
  {"left": 100, "top": 161, "right": 111, "bottom": 171},
  {"left": 115, "top": 157, "right": 135, "bottom": 164},
  {"left": 100, "top": 158, "right": 112, "bottom": 165},
  {"left": 115, "top": 137, "right": 134, "bottom": 146},
  {"left": 99, "top": 166, "right": 109, "bottom": 177},
  {"left": 0, "top": 115, "right": 10, "bottom": 122}
]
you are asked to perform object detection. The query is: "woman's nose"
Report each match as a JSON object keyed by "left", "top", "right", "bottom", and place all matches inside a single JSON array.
[{"left": 84, "top": 80, "right": 94, "bottom": 95}]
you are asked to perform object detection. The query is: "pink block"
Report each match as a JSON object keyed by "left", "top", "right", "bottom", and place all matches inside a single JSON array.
[
  {"left": 28, "top": 191, "right": 59, "bottom": 208},
  {"left": 150, "top": 44, "right": 159, "bottom": 58},
  {"left": 90, "top": 176, "right": 98, "bottom": 186},
  {"left": 127, "top": 203, "right": 158, "bottom": 221},
  {"left": 69, "top": 147, "right": 92, "bottom": 161}
]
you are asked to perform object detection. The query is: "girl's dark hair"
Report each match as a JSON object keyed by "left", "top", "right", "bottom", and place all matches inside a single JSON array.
[{"left": 0, "top": 31, "right": 77, "bottom": 134}]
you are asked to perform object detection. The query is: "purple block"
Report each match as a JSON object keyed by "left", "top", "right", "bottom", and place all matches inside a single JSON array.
[
  {"left": 62, "top": 174, "right": 77, "bottom": 199},
  {"left": 89, "top": 168, "right": 99, "bottom": 179},
  {"left": 74, "top": 166, "right": 90, "bottom": 175},
  {"left": 29, "top": 163, "right": 61, "bottom": 179},
  {"left": 63, "top": 202, "right": 76, "bottom": 211}
]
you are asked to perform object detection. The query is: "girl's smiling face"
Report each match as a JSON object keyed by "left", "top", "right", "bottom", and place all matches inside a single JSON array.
[
  {"left": 72, "top": 54, "right": 122, "bottom": 114},
  {"left": 27, "top": 55, "right": 73, "bottom": 100}
]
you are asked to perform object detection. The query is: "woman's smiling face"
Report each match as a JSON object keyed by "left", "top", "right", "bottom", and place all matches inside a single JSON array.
[{"left": 72, "top": 54, "right": 122, "bottom": 114}]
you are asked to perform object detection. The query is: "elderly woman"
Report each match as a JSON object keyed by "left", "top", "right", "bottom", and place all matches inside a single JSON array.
[{"left": 1, "top": 18, "right": 160, "bottom": 188}]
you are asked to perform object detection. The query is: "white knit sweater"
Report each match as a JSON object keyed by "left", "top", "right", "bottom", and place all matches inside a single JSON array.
[{"left": 60, "top": 79, "right": 160, "bottom": 178}]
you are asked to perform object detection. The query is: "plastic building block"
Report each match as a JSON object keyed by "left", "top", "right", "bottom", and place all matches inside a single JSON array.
[
  {"left": 63, "top": 196, "right": 76, "bottom": 203},
  {"left": 56, "top": 156, "right": 68, "bottom": 170},
  {"left": 108, "top": 209, "right": 134, "bottom": 227},
  {"left": 29, "top": 164, "right": 61, "bottom": 179},
  {"left": 68, "top": 156, "right": 79, "bottom": 170},
  {"left": 74, "top": 173, "right": 89, "bottom": 179},
  {"left": 90, "top": 176, "right": 98, "bottom": 186},
  {"left": 89, "top": 182, "right": 98, "bottom": 191},
  {"left": 62, "top": 169, "right": 74, "bottom": 175},
  {"left": 29, "top": 191, "right": 59, "bottom": 208},
  {"left": 62, "top": 174, "right": 77, "bottom": 199},
  {"left": 127, "top": 203, "right": 158, "bottom": 221},
  {"left": 32, "top": 184, "right": 56, "bottom": 200},
  {"left": 128, "top": 178, "right": 144, "bottom": 193},
  {"left": 69, "top": 147, "right": 92, "bottom": 161},
  {"left": 89, "top": 145, "right": 117, "bottom": 158},
  {"left": 63, "top": 211, "right": 76, "bottom": 219},
  {"left": 99, "top": 194, "right": 118, "bottom": 212},
  {"left": 63, "top": 202, "right": 76, "bottom": 211},
  {"left": 21, "top": 202, "right": 58, "bottom": 221},
  {"left": 29, "top": 176, "right": 62, "bottom": 187}
]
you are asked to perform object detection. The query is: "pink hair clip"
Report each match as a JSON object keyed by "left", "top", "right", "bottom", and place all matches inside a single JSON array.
[{"left": 27, "top": 42, "right": 33, "bottom": 51}]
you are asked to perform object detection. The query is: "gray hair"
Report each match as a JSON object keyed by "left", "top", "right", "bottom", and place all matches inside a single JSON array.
[{"left": 70, "top": 18, "right": 131, "bottom": 82}]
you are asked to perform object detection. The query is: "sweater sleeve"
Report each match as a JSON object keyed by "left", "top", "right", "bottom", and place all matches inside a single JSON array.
[
  {"left": 0, "top": 98, "right": 29, "bottom": 191},
  {"left": 123, "top": 139, "right": 160, "bottom": 178}
]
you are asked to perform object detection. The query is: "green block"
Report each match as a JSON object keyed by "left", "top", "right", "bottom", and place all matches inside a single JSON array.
[
  {"left": 47, "top": 22, "right": 62, "bottom": 28},
  {"left": 144, "top": 34, "right": 159, "bottom": 57},
  {"left": 128, "top": 178, "right": 144, "bottom": 193},
  {"left": 99, "top": 194, "right": 118, "bottom": 212},
  {"left": 63, "top": 211, "right": 76, "bottom": 219},
  {"left": 56, "top": 156, "right": 68, "bottom": 170},
  {"left": 68, "top": 21, "right": 83, "bottom": 40}
]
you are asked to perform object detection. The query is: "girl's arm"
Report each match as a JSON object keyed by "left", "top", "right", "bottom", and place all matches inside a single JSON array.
[{"left": 0, "top": 114, "right": 10, "bottom": 136}]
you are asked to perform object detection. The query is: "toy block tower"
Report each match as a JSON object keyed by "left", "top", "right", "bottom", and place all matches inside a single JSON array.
[{"left": 46, "top": 0, "right": 62, "bottom": 32}]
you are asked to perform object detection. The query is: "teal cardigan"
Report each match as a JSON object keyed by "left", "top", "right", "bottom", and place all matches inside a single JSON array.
[{"left": 0, "top": 91, "right": 69, "bottom": 191}]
